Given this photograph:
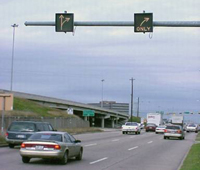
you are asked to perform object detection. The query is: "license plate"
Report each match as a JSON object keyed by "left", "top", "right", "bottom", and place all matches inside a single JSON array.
[
  {"left": 35, "top": 145, "right": 44, "bottom": 150},
  {"left": 17, "top": 135, "right": 25, "bottom": 138}
]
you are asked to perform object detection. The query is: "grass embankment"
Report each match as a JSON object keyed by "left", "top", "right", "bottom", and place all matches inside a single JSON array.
[
  {"left": 4, "top": 97, "right": 76, "bottom": 118},
  {"left": 180, "top": 132, "right": 200, "bottom": 170}
]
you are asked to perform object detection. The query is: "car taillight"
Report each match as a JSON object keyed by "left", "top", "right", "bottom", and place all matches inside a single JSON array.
[
  {"left": 5, "top": 132, "right": 8, "bottom": 137},
  {"left": 54, "top": 145, "right": 61, "bottom": 150},
  {"left": 164, "top": 129, "right": 168, "bottom": 133},
  {"left": 177, "top": 130, "right": 182, "bottom": 134},
  {"left": 21, "top": 143, "right": 26, "bottom": 148}
]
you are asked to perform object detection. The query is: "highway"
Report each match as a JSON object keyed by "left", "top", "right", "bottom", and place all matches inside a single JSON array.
[{"left": 0, "top": 130, "right": 197, "bottom": 170}]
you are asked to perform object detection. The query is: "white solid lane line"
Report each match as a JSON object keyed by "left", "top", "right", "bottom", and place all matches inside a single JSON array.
[
  {"left": 147, "top": 141, "right": 153, "bottom": 144},
  {"left": 84, "top": 143, "right": 97, "bottom": 147},
  {"left": 130, "top": 136, "right": 135, "bottom": 138},
  {"left": 90, "top": 157, "right": 108, "bottom": 165},
  {"left": 128, "top": 146, "right": 139, "bottom": 151},
  {"left": 112, "top": 139, "right": 120, "bottom": 142}
]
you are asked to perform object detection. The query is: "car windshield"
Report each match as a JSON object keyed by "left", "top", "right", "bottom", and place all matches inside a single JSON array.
[
  {"left": 29, "top": 133, "right": 62, "bottom": 142},
  {"left": 125, "top": 122, "right": 138, "bottom": 126},
  {"left": 166, "top": 126, "right": 180, "bottom": 130},
  {"left": 147, "top": 124, "right": 156, "bottom": 126},
  {"left": 157, "top": 126, "right": 166, "bottom": 128},
  {"left": 9, "top": 122, "right": 35, "bottom": 132},
  {"left": 188, "top": 124, "right": 196, "bottom": 127}
]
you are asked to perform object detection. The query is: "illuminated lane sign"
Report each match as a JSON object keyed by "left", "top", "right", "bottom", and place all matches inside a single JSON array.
[
  {"left": 134, "top": 13, "right": 153, "bottom": 33},
  {"left": 55, "top": 13, "right": 74, "bottom": 32}
]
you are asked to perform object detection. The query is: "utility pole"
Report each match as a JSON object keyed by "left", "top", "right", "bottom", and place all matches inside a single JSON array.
[
  {"left": 10, "top": 24, "right": 18, "bottom": 91},
  {"left": 137, "top": 97, "right": 140, "bottom": 117},
  {"left": 130, "top": 78, "right": 135, "bottom": 122},
  {"left": 101, "top": 79, "right": 105, "bottom": 108}
]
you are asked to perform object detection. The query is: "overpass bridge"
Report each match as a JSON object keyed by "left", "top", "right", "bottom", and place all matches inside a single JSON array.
[{"left": 0, "top": 90, "right": 129, "bottom": 128}]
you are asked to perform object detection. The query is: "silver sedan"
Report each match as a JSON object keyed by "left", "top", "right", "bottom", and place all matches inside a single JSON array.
[{"left": 20, "top": 131, "right": 83, "bottom": 164}]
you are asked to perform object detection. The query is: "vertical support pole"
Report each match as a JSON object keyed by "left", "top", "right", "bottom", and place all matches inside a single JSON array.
[
  {"left": 130, "top": 78, "right": 135, "bottom": 122},
  {"left": 101, "top": 117, "right": 105, "bottom": 128},
  {"left": 137, "top": 97, "right": 140, "bottom": 117},
  {"left": 111, "top": 119, "right": 115, "bottom": 128},
  {"left": 1, "top": 97, "right": 5, "bottom": 135}
]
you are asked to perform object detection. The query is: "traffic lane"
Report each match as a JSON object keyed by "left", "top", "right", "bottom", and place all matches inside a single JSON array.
[
  {"left": 85, "top": 132, "right": 196, "bottom": 170},
  {"left": 0, "top": 132, "right": 196, "bottom": 170},
  {"left": 0, "top": 131, "right": 161, "bottom": 170}
]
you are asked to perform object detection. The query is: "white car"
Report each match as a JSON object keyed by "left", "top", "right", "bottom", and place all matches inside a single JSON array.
[
  {"left": 122, "top": 122, "right": 141, "bottom": 135},
  {"left": 155, "top": 125, "right": 166, "bottom": 134},
  {"left": 186, "top": 124, "right": 198, "bottom": 133}
]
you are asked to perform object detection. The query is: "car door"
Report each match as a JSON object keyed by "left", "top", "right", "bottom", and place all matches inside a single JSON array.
[
  {"left": 68, "top": 134, "right": 81, "bottom": 156},
  {"left": 64, "top": 133, "right": 76, "bottom": 157}
]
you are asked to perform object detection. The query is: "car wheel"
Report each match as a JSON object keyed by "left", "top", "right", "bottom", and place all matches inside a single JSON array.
[
  {"left": 61, "top": 151, "right": 68, "bottom": 165},
  {"left": 164, "top": 136, "right": 167, "bottom": 139},
  {"left": 187, "top": 131, "right": 189, "bottom": 133},
  {"left": 138, "top": 131, "right": 141, "bottom": 134},
  {"left": 22, "top": 157, "right": 30, "bottom": 163},
  {"left": 182, "top": 136, "right": 185, "bottom": 140},
  {"left": 9, "top": 144, "right": 15, "bottom": 148},
  {"left": 76, "top": 148, "right": 83, "bottom": 160},
  {"left": 195, "top": 131, "right": 198, "bottom": 133}
]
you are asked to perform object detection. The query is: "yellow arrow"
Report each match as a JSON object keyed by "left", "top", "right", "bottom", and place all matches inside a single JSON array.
[{"left": 140, "top": 17, "right": 150, "bottom": 26}]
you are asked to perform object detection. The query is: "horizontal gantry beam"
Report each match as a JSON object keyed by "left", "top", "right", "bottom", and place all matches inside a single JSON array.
[{"left": 24, "top": 21, "right": 200, "bottom": 27}]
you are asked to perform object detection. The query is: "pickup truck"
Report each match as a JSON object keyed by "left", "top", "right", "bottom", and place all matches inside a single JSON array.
[{"left": 122, "top": 122, "right": 141, "bottom": 134}]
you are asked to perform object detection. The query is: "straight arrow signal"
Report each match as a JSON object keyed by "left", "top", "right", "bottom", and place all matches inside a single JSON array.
[
  {"left": 140, "top": 17, "right": 150, "bottom": 26},
  {"left": 59, "top": 15, "right": 71, "bottom": 30}
]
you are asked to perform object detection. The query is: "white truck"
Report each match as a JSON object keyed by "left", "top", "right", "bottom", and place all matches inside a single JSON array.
[
  {"left": 122, "top": 122, "right": 141, "bottom": 134},
  {"left": 147, "top": 113, "right": 163, "bottom": 126},
  {"left": 171, "top": 115, "right": 184, "bottom": 126}
]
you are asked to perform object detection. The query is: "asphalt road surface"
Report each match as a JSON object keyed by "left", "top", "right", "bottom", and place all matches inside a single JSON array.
[{"left": 0, "top": 130, "right": 197, "bottom": 170}]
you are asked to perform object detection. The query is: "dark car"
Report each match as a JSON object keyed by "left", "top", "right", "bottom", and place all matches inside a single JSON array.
[
  {"left": 6, "top": 121, "right": 55, "bottom": 148},
  {"left": 146, "top": 123, "right": 157, "bottom": 132}
]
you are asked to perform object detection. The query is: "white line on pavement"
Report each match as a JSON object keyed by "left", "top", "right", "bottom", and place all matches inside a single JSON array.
[
  {"left": 112, "top": 139, "right": 120, "bottom": 142},
  {"left": 130, "top": 136, "right": 135, "bottom": 138},
  {"left": 147, "top": 141, "right": 153, "bottom": 144},
  {"left": 84, "top": 143, "right": 97, "bottom": 147},
  {"left": 128, "top": 146, "right": 139, "bottom": 151},
  {"left": 90, "top": 157, "right": 108, "bottom": 165}
]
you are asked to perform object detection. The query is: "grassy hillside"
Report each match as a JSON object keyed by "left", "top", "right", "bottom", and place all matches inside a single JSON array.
[{"left": 4, "top": 97, "right": 76, "bottom": 118}]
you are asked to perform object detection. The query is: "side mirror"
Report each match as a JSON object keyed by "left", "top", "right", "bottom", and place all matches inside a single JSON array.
[{"left": 75, "top": 140, "right": 81, "bottom": 143}]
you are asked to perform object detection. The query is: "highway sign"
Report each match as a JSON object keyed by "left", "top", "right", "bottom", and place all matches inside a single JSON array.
[
  {"left": 55, "top": 13, "right": 74, "bottom": 32},
  {"left": 83, "top": 110, "right": 95, "bottom": 117},
  {"left": 134, "top": 13, "right": 153, "bottom": 33}
]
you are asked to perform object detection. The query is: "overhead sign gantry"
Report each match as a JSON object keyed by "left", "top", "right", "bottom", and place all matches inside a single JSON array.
[{"left": 24, "top": 11, "right": 200, "bottom": 33}]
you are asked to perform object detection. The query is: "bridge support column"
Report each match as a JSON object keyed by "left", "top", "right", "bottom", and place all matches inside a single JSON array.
[
  {"left": 112, "top": 119, "right": 115, "bottom": 128},
  {"left": 84, "top": 116, "right": 87, "bottom": 121},
  {"left": 101, "top": 118, "right": 105, "bottom": 128}
]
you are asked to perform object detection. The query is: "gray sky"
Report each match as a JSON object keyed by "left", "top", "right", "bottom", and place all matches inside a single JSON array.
[{"left": 0, "top": 0, "right": 200, "bottom": 114}]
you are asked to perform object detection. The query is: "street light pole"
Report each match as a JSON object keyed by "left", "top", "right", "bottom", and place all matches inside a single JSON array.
[
  {"left": 10, "top": 24, "right": 18, "bottom": 91},
  {"left": 101, "top": 79, "right": 105, "bottom": 108},
  {"left": 130, "top": 78, "right": 135, "bottom": 122}
]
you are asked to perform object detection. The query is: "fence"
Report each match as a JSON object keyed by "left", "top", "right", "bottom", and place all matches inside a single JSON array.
[{"left": 0, "top": 116, "right": 89, "bottom": 131}]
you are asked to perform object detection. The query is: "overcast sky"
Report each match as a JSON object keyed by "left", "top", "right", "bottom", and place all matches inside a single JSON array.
[{"left": 0, "top": 0, "right": 200, "bottom": 114}]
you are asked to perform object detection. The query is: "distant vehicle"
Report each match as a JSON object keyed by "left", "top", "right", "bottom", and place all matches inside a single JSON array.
[
  {"left": 145, "top": 123, "right": 157, "bottom": 132},
  {"left": 147, "top": 113, "right": 163, "bottom": 126},
  {"left": 122, "top": 122, "right": 141, "bottom": 134},
  {"left": 186, "top": 124, "right": 198, "bottom": 133},
  {"left": 171, "top": 115, "right": 184, "bottom": 127},
  {"left": 155, "top": 125, "right": 166, "bottom": 134},
  {"left": 164, "top": 125, "right": 185, "bottom": 140},
  {"left": 20, "top": 131, "right": 83, "bottom": 164},
  {"left": 6, "top": 121, "right": 55, "bottom": 148}
]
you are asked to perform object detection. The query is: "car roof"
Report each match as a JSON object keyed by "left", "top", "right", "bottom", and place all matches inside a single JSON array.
[
  {"left": 11, "top": 121, "right": 50, "bottom": 124},
  {"left": 34, "top": 131, "right": 67, "bottom": 135}
]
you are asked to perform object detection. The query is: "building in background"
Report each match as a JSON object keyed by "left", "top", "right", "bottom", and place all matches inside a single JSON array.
[{"left": 88, "top": 101, "right": 129, "bottom": 115}]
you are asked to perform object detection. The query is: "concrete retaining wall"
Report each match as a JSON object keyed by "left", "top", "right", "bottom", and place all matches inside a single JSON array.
[{"left": 0, "top": 116, "right": 89, "bottom": 131}]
